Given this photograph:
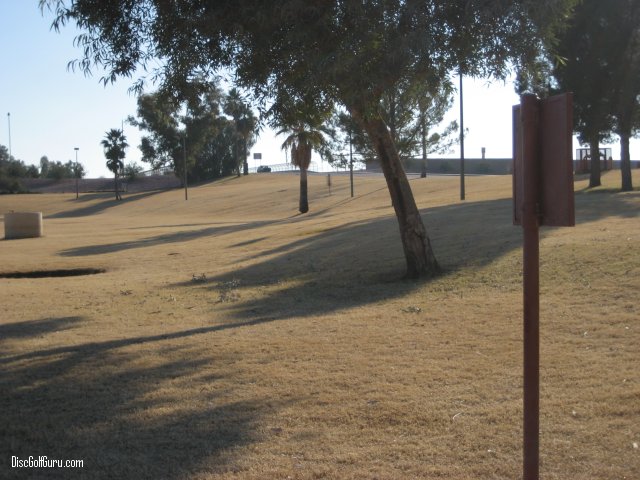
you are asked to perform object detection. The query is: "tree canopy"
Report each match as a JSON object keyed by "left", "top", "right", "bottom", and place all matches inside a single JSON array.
[
  {"left": 273, "top": 104, "right": 333, "bottom": 214},
  {"left": 42, "top": 0, "right": 578, "bottom": 278},
  {"left": 128, "top": 84, "right": 257, "bottom": 181},
  {"left": 224, "top": 88, "right": 258, "bottom": 176},
  {"left": 527, "top": 0, "right": 639, "bottom": 190},
  {"left": 329, "top": 80, "right": 459, "bottom": 171},
  {"left": 601, "top": 0, "right": 640, "bottom": 191},
  {"left": 101, "top": 128, "right": 128, "bottom": 200}
]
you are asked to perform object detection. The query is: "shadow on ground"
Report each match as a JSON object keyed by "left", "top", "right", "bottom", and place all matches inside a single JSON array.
[
  {"left": 171, "top": 188, "right": 639, "bottom": 323},
  {"left": 48, "top": 190, "right": 166, "bottom": 219},
  {"left": 0, "top": 316, "right": 83, "bottom": 340},
  {"left": 2, "top": 188, "right": 637, "bottom": 478},
  {"left": 0, "top": 316, "right": 287, "bottom": 479},
  {"left": 58, "top": 220, "right": 276, "bottom": 257}
]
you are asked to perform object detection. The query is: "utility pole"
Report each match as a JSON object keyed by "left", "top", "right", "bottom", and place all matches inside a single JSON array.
[
  {"left": 349, "top": 124, "right": 354, "bottom": 197},
  {"left": 74, "top": 147, "right": 80, "bottom": 199},
  {"left": 183, "top": 134, "right": 188, "bottom": 201},
  {"left": 7, "top": 112, "right": 12, "bottom": 159},
  {"left": 459, "top": 69, "right": 465, "bottom": 201},
  {"left": 421, "top": 111, "right": 427, "bottom": 178}
]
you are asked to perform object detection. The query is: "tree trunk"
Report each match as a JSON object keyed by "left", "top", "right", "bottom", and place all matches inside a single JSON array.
[
  {"left": 299, "top": 166, "right": 309, "bottom": 213},
  {"left": 236, "top": 141, "right": 241, "bottom": 177},
  {"left": 114, "top": 172, "right": 120, "bottom": 200},
  {"left": 619, "top": 132, "right": 634, "bottom": 192},
  {"left": 589, "top": 137, "right": 601, "bottom": 188},
  {"left": 243, "top": 138, "right": 249, "bottom": 176},
  {"left": 357, "top": 114, "right": 440, "bottom": 278}
]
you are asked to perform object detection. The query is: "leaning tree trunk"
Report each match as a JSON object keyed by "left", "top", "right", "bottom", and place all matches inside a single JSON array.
[
  {"left": 589, "top": 137, "right": 601, "bottom": 188},
  {"left": 299, "top": 166, "right": 309, "bottom": 214},
  {"left": 357, "top": 114, "right": 440, "bottom": 278},
  {"left": 619, "top": 132, "right": 634, "bottom": 192}
]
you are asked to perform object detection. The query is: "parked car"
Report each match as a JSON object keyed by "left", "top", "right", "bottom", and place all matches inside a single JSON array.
[{"left": 257, "top": 165, "right": 271, "bottom": 173}]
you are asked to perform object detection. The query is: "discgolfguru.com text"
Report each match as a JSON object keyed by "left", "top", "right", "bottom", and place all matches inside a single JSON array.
[{"left": 12, "top": 456, "right": 84, "bottom": 468}]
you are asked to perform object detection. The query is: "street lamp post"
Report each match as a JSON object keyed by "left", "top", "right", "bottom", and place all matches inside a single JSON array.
[
  {"left": 459, "top": 69, "right": 466, "bottom": 201},
  {"left": 74, "top": 147, "right": 79, "bottom": 199},
  {"left": 349, "top": 124, "right": 354, "bottom": 198},
  {"left": 183, "top": 135, "right": 188, "bottom": 201},
  {"left": 7, "top": 113, "right": 12, "bottom": 159}
]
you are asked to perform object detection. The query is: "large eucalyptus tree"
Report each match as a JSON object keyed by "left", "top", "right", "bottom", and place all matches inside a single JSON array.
[{"left": 42, "top": 0, "right": 577, "bottom": 278}]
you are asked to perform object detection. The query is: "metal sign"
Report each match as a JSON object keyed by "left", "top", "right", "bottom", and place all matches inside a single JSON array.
[
  {"left": 513, "top": 93, "right": 575, "bottom": 227},
  {"left": 253, "top": 153, "right": 262, "bottom": 160}
]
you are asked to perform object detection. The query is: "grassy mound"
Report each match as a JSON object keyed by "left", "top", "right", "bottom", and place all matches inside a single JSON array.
[{"left": 1, "top": 171, "right": 638, "bottom": 479}]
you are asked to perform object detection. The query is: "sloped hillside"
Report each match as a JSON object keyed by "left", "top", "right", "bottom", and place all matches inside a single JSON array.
[{"left": 1, "top": 171, "right": 638, "bottom": 479}]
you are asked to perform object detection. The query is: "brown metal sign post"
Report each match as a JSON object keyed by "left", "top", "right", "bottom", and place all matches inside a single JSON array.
[{"left": 513, "top": 93, "right": 574, "bottom": 480}]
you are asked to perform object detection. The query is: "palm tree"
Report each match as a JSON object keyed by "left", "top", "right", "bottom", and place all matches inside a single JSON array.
[
  {"left": 224, "top": 89, "right": 257, "bottom": 176},
  {"left": 101, "top": 128, "right": 128, "bottom": 200},
  {"left": 278, "top": 122, "right": 329, "bottom": 214}
]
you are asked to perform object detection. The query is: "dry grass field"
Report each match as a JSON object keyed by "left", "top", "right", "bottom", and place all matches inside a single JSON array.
[{"left": 1, "top": 170, "right": 638, "bottom": 479}]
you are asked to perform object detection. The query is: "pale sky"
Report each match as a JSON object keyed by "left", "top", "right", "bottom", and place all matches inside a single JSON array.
[{"left": 0, "top": 1, "right": 634, "bottom": 178}]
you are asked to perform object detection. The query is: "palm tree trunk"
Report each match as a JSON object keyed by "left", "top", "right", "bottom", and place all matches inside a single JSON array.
[
  {"left": 620, "top": 132, "right": 633, "bottom": 192},
  {"left": 356, "top": 113, "right": 440, "bottom": 278},
  {"left": 299, "top": 166, "right": 309, "bottom": 213},
  {"left": 589, "top": 137, "right": 601, "bottom": 188},
  {"left": 114, "top": 172, "right": 119, "bottom": 200}
]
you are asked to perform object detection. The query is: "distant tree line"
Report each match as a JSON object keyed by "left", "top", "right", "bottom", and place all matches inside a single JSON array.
[
  {"left": 128, "top": 83, "right": 258, "bottom": 183},
  {"left": 0, "top": 145, "right": 84, "bottom": 193},
  {"left": 518, "top": 0, "right": 640, "bottom": 191}
]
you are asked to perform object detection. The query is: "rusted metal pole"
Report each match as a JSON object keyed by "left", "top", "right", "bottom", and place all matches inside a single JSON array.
[
  {"left": 520, "top": 94, "right": 540, "bottom": 480},
  {"left": 514, "top": 92, "right": 573, "bottom": 480},
  {"left": 523, "top": 218, "right": 540, "bottom": 479}
]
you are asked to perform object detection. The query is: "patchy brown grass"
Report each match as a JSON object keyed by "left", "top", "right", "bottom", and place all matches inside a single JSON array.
[{"left": 1, "top": 170, "right": 638, "bottom": 479}]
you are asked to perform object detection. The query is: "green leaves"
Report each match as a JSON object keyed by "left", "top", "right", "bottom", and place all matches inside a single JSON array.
[{"left": 101, "top": 128, "right": 128, "bottom": 174}]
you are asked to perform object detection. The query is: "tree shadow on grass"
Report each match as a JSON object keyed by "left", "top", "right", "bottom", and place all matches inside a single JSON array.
[
  {"left": 170, "top": 198, "right": 519, "bottom": 323},
  {"left": 0, "top": 316, "right": 289, "bottom": 479},
  {"left": 171, "top": 188, "right": 638, "bottom": 323},
  {"left": 58, "top": 220, "right": 275, "bottom": 257},
  {"left": 0, "top": 317, "right": 83, "bottom": 341},
  {"left": 48, "top": 190, "right": 167, "bottom": 219},
  {"left": 574, "top": 187, "right": 640, "bottom": 222}
]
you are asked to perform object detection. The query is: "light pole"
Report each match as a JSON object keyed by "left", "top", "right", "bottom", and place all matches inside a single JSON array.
[
  {"left": 7, "top": 112, "right": 12, "bottom": 159},
  {"left": 74, "top": 147, "right": 79, "bottom": 199},
  {"left": 183, "top": 134, "right": 188, "bottom": 201},
  {"left": 459, "top": 68, "right": 465, "bottom": 201},
  {"left": 349, "top": 123, "right": 354, "bottom": 198}
]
